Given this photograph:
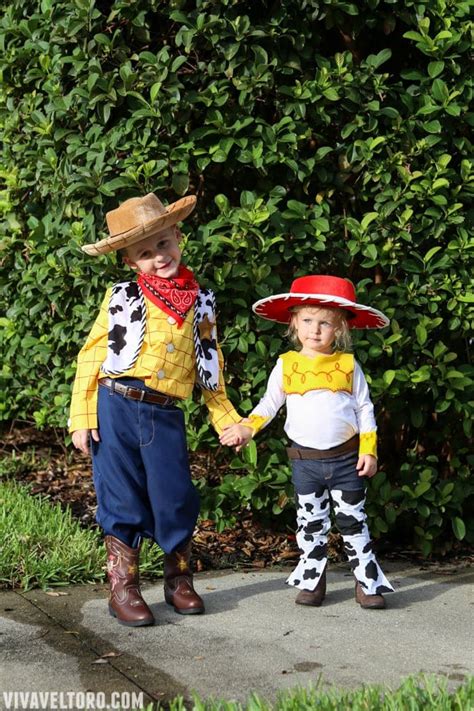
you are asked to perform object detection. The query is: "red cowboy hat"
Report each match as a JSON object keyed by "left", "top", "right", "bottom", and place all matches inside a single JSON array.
[{"left": 252, "top": 275, "right": 389, "bottom": 329}]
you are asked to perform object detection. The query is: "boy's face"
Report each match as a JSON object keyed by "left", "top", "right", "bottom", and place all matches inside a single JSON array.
[{"left": 123, "top": 226, "right": 182, "bottom": 278}]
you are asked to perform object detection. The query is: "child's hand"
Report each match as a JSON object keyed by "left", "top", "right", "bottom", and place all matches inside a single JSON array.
[
  {"left": 71, "top": 428, "right": 100, "bottom": 455},
  {"left": 356, "top": 454, "right": 377, "bottom": 478},
  {"left": 220, "top": 423, "right": 253, "bottom": 452}
]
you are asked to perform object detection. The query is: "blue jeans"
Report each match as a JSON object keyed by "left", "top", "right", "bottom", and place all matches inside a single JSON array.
[
  {"left": 91, "top": 378, "right": 199, "bottom": 552},
  {"left": 291, "top": 447, "right": 365, "bottom": 497}
]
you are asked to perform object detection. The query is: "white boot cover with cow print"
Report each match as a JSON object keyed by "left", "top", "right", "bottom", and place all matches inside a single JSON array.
[
  {"left": 287, "top": 490, "right": 331, "bottom": 592},
  {"left": 287, "top": 488, "right": 393, "bottom": 595}
]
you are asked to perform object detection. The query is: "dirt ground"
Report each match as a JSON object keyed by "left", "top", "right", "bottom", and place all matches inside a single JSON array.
[{"left": 2, "top": 424, "right": 472, "bottom": 574}]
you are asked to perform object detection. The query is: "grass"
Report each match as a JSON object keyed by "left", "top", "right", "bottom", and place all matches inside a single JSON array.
[
  {"left": 133, "top": 675, "right": 473, "bottom": 710},
  {"left": 0, "top": 464, "right": 164, "bottom": 590},
  {"left": 0, "top": 478, "right": 105, "bottom": 590}
]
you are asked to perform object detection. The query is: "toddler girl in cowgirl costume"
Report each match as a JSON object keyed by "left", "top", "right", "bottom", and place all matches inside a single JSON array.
[{"left": 221, "top": 275, "right": 394, "bottom": 608}]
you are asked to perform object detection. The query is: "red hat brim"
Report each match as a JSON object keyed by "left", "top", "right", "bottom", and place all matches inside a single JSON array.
[{"left": 252, "top": 292, "right": 389, "bottom": 329}]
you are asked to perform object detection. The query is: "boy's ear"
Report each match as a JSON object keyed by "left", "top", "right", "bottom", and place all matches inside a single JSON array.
[
  {"left": 175, "top": 226, "right": 183, "bottom": 242},
  {"left": 122, "top": 255, "right": 138, "bottom": 270}
]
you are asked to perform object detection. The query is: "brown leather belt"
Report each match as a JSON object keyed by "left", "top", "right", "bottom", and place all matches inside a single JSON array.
[
  {"left": 287, "top": 434, "right": 359, "bottom": 460},
  {"left": 99, "top": 377, "right": 176, "bottom": 406}
]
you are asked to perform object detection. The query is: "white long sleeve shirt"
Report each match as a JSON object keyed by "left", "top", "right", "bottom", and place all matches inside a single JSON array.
[{"left": 248, "top": 351, "right": 377, "bottom": 456}]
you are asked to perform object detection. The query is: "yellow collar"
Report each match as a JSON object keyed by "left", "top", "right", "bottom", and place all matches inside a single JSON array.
[{"left": 280, "top": 351, "right": 354, "bottom": 394}]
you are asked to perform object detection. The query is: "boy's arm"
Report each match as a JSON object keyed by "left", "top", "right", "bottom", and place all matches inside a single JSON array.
[
  {"left": 69, "top": 289, "right": 111, "bottom": 434},
  {"left": 201, "top": 344, "right": 243, "bottom": 434},
  {"left": 72, "top": 428, "right": 100, "bottom": 454}
]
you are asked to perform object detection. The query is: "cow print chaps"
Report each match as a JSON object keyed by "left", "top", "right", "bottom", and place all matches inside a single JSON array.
[{"left": 287, "top": 488, "right": 394, "bottom": 595}]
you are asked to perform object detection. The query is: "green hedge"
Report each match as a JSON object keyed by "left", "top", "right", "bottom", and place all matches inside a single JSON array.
[{"left": 1, "top": 0, "right": 473, "bottom": 554}]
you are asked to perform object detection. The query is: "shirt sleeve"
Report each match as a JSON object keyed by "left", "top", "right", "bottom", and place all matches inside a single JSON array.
[
  {"left": 68, "top": 289, "right": 111, "bottom": 432},
  {"left": 353, "top": 360, "right": 377, "bottom": 458},
  {"left": 246, "top": 358, "right": 286, "bottom": 435},
  {"left": 201, "top": 343, "right": 242, "bottom": 435}
]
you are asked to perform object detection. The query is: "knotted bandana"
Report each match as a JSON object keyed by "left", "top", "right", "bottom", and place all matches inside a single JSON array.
[{"left": 137, "top": 265, "right": 199, "bottom": 327}]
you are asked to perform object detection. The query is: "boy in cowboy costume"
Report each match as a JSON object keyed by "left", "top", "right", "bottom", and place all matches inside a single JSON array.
[
  {"left": 69, "top": 193, "right": 242, "bottom": 627},
  {"left": 221, "top": 275, "right": 394, "bottom": 609}
]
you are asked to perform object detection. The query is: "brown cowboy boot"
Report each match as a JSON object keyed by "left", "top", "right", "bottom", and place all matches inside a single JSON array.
[
  {"left": 355, "top": 581, "right": 386, "bottom": 609},
  {"left": 163, "top": 542, "right": 205, "bottom": 615},
  {"left": 105, "top": 536, "right": 155, "bottom": 627},
  {"left": 295, "top": 569, "right": 327, "bottom": 606}
]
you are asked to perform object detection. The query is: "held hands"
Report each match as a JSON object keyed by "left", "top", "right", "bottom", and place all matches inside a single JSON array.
[
  {"left": 357, "top": 454, "right": 377, "bottom": 478},
  {"left": 220, "top": 423, "right": 253, "bottom": 452},
  {"left": 71, "top": 428, "right": 100, "bottom": 455}
]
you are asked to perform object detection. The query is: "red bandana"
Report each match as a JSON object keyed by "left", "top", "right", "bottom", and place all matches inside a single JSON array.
[{"left": 137, "top": 265, "right": 199, "bottom": 327}]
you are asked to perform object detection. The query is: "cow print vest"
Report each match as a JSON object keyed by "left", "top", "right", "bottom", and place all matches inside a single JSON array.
[{"left": 100, "top": 281, "right": 219, "bottom": 391}]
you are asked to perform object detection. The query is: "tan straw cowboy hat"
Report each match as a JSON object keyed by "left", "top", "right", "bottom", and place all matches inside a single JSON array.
[{"left": 81, "top": 193, "right": 197, "bottom": 256}]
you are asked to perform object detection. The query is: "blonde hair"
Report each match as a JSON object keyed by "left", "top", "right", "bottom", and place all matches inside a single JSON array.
[{"left": 286, "top": 305, "right": 352, "bottom": 352}]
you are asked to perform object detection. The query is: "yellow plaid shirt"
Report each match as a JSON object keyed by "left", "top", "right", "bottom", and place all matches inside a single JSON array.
[{"left": 69, "top": 287, "right": 242, "bottom": 434}]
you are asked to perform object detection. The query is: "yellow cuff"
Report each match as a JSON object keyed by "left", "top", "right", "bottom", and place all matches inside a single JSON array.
[
  {"left": 68, "top": 414, "right": 98, "bottom": 433},
  {"left": 359, "top": 431, "right": 377, "bottom": 458},
  {"left": 245, "top": 414, "right": 270, "bottom": 436}
]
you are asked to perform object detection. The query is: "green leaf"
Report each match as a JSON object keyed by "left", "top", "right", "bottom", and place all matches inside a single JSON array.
[
  {"left": 424, "top": 246, "right": 442, "bottom": 262},
  {"left": 367, "top": 48, "right": 392, "bottom": 69},
  {"left": 286, "top": 199, "right": 307, "bottom": 217},
  {"left": 415, "top": 481, "right": 431, "bottom": 497},
  {"left": 172, "top": 174, "right": 189, "bottom": 195},
  {"left": 452, "top": 517, "right": 466, "bottom": 541},
  {"left": 432, "top": 78, "right": 449, "bottom": 103},
  {"left": 403, "top": 31, "right": 425, "bottom": 42},
  {"left": 361, "top": 212, "right": 378, "bottom": 230},
  {"left": 242, "top": 439, "right": 258, "bottom": 467},
  {"left": 424, "top": 120, "right": 442, "bottom": 133},
  {"left": 416, "top": 324, "right": 428, "bottom": 346},
  {"left": 210, "top": 150, "right": 228, "bottom": 163},
  {"left": 315, "top": 146, "right": 333, "bottom": 161},
  {"left": 323, "top": 88, "right": 339, "bottom": 101},
  {"left": 442, "top": 483, "right": 455, "bottom": 496},
  {"left": 171, "top": 55, "right": 187, "bottom": 73},
  {"left": 365, "top": 244, "right": 378, "bottom": 260},
  {"left": 428, "top": 61, "right": 445, "bottom": 78},
  {"left": 311, "top": 217, "right": 329, "bottom": 232}
]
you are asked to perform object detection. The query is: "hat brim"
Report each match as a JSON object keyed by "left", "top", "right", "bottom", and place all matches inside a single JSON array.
[
  {"left": 81, "top": 195, "right": 197, "bottom": 256},
  {"left": 252, "top": 292, "right": 389, "bottom": 329}
]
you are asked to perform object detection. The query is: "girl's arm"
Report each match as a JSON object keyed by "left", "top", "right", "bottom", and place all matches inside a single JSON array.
[
  {"left": 220, "top": 359, "right": 286, "bottom": 448},
  {"left": 353, "top": 361, "right": 378, "bottom": 476},
  {"left": 246, "top": 358, "right": 286, "bottom": 433}
]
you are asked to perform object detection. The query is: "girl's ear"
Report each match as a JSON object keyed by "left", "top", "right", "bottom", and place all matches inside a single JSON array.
[{"left": 175, "top": 226, "right": 183, "bottom": 243}]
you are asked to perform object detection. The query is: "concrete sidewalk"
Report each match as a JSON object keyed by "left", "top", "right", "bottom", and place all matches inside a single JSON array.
[{"left": 1, "top": 560, "right": 473, "bottom": 708}]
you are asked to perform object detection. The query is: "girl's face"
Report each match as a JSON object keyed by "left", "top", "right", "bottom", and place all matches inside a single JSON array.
[
  {"left": 293, "top": 307, "right": 339, "bottom": 355},
  {"left": 123, "top": 226, "right": 182, "bottom": 278}
]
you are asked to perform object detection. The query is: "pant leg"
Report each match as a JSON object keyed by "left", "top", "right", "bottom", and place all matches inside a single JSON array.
[
  {"left": 92, "top": 385, "right": 199, "bottom": 552},
  {"left": 287, "top": 457, "right": 331, "bottom": 591},
  {"left": 138, "top": 402, "right": 199, "bottom": 554},
  {"left": 331, "top": 488, "right": 394, "bottom": 594}
]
